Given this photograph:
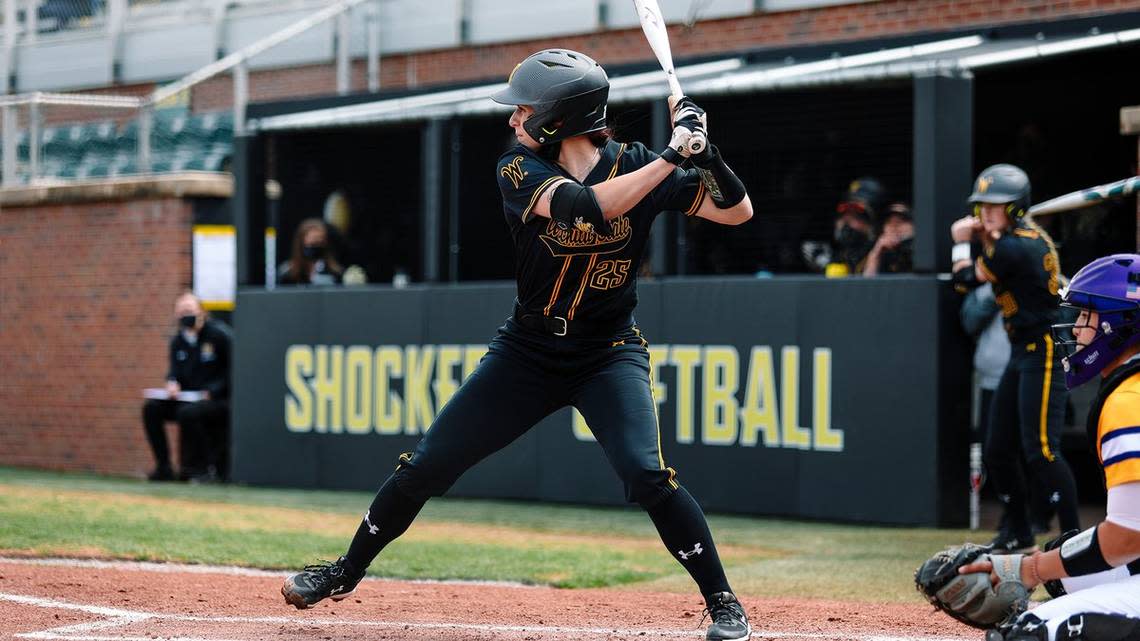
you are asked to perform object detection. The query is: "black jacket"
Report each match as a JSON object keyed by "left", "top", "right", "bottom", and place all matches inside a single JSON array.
[{"left": 166, "top": 319, "right": 232, "bottom": 400}]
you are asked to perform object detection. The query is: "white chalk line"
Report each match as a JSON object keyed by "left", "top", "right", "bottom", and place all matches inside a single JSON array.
[
  {"left": 0, "top": 591, "right": 971, "bottom": 641},
  {"left": 0, "top": 556, "right": 528, "bottom": 587}
]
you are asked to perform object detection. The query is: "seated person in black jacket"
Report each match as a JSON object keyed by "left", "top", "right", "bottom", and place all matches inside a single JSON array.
[{"left": 143, "top": 292, "right": 232, "bottom": 482}]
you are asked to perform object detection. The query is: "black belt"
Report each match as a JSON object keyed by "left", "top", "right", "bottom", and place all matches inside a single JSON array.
[{"left": 513, "top": 306, "right": 631, "bottom": 338}]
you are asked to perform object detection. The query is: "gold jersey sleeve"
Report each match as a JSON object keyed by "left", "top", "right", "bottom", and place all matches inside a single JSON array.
[{"left": 1098, "top": 372, "right": 1140, "bottom": 489}]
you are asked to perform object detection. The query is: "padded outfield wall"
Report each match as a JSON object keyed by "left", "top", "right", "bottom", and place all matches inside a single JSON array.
[{"left": 231, "top": 276, "right": 971, "bottom": 526}]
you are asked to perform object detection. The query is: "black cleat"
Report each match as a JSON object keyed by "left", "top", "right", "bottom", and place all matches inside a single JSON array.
[
  {"left": 282, "top": 556, "right": 364, "bottom": 609},
  {"left": 703, "top": 592, "right": 751, "bottom": 641},
  {"left": 988, "top": 530, "right": 1038, "bottom": 554}
]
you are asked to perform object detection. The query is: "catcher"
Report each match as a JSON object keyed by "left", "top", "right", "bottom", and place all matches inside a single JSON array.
[{"left": 917, "top": 253, "right": 1140, "bottom": 640}]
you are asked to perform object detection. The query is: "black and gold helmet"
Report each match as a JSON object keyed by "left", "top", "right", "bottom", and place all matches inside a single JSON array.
[
  {"left": 968, "top": 163, "right": 1031, "bottom": 221},
  {"left": 491, "top": 49, "right": 609, "bottom": 145}
]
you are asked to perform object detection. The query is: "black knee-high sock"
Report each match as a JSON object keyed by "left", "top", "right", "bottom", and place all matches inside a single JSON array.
[
  {"left": 344, "top": 475, "right": 427, "bottom": 572},
  {"left": 1030, "top": 457, "right": 1080, "bottom": 532},
  {"left": 645, "top": 485, "right": 732, "bottom": 598}
]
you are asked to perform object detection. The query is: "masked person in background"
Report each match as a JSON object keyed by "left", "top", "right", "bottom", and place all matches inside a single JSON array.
[
  {"left": 802, "top": 177, "right": 885, "bottom": 276},
  {"left": 278, "top": 218, "right": 344, "bottom": 286},
  {"left": 142, "top": 292, "right": 232, "bottom": 482},
  {"left": 863, "top": 202, "right": 915, "bottom": 276}
]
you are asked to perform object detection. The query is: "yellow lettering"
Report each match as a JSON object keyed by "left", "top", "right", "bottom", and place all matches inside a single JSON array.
[
  {"left": 344, "top": 346, "right": 372, "bottom": 434},
  {"left": 313, "top": 345, "right": 344, "bottom": 433},
  {"left": 463, "top": 345, "right": 488, "bottom": 381},
  {"left": 434, "top": 345, "right": 463, "bottom": 412},
  {"left": 404, "top": 346, "right": 435, "bottom": 434},
  {"left": 813, "top": 348, "right": 843, "bottom": 451},
  {"left": 781, "top": 346, "right": 811, "bottom": 449},
  {"left": 702, "top": 346, "right": 739, "bottom": 445},
  {"left": 669, "top": 346, "right": 701, "bottom": 444},
  {"left": 374, "top": 347, "right": 403, "bottom": 435},
  {"left": 739, "top": 346, "right": 780, "bottom": 447},
  {"left": 572, "top": 408, "right": 595, "bottom": 441},
  {"left": 284, "top": 345, "right": 313, "bottom": 432}
]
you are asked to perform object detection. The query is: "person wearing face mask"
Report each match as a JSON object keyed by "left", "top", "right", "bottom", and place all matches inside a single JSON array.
[
  {"left": 862, "top": 202, "right": 915, "bottom": 276},
  {"left": 801, "top": 177, "right": 885, "bottom": 275},
  {"left": 277, "top": 218, "right": 344, "bottom": 286},
  {"left": 141, "top": 292, "right": 233, "bottom": 482}
]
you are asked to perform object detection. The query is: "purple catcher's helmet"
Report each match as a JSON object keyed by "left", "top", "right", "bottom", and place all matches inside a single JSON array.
[{"left": 1052, "top": 254, "right": 1140, "bottom": 388}]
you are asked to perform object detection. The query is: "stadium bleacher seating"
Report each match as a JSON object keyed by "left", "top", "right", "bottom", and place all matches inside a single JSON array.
[{"left": 1, "top": 109, "right": 233, "bottom": 180}]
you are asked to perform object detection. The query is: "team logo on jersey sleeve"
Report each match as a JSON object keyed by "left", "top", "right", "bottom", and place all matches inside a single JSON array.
[
  {"left": 539, "top": 216, "right": 632, "bottom": 256},
  {"left": 501, "top": 156, "right": 528, "bottom": 189}
]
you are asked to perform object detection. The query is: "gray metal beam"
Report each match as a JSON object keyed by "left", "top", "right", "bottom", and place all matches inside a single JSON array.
[
  {"left": 27, "top": 99, "right": 39, "bottom": 182},
  {"left": 234, "top": 62, "right": 248, "bottom": 136},
  {"left": 336, "top": 11, "right": 350, "bottom": 95},
  {"left": 912, "top": 71, "right": 974, "bottom": 274},
  {"left": 367, "top": 0, "right": 380, "bottom": 92},
  {"left": 421, "top": 119, "right": 443, "bottom": 283},
  {"left": 138, "top": 104, "right": 153, "bottom": 172},
  {"left": 1, "top": 105, "right": 15, "bottom": 183}
]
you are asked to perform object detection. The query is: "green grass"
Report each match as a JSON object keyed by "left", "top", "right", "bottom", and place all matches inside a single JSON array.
[{"left": 0, "top": 466, "right": 982, "bottom": 601}]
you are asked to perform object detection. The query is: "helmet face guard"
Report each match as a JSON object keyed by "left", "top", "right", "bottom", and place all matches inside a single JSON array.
[
  {"left": 1051, "top": 254, "right": 1140, "bottom": 388},
  {"left": 491, "top": 49, "right": 609, "bottom": 145}
]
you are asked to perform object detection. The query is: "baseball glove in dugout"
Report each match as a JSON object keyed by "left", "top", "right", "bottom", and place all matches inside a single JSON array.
[{"left": 914, "top": 543, "right": 1032, "bottom": 629}]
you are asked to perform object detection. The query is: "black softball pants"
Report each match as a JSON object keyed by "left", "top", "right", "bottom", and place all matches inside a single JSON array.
[
  {"left": 983, "top": 332, "right": 1080, "bottom": 534},
  {"left": 393, "top": 320, "right": 677, "bottom": 506},
  {"left": 344, "top": 319, "right": 732, "bottom": 598}
]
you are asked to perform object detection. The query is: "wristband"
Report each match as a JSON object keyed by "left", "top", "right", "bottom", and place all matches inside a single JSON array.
[
  {"left": 1060, "top": 526, "right": 1113, "bottom": 576},
  {"left": 660, "top": 147, "right": 685, "bottom": 166},
  {"left": 951, "top": 242, "right": 971, "bottom": 263},
  {"left": 690, "top": 144, "right": 746, "bottom": 209},
  {"left": 1028, "top": 553, "right": 1044, "bottom": 585}
]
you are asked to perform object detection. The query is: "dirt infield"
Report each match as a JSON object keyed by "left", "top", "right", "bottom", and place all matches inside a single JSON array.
[{"left": 0, "top": 557, "right": 977, "bottom": 641}]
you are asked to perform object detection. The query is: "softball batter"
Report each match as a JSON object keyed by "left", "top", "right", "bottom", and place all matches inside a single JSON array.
[{"left": 281, "top": 49, "right": 754, "bottom": 641}]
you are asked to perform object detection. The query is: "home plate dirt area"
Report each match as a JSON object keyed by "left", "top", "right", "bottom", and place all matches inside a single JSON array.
[{"left": 0, "top": 558, "right": 977, "bottom": 641}]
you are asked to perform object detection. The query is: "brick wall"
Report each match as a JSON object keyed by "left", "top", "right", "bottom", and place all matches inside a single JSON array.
[
  {"left": 0, "top": 196, "right": 195, "bottom": 476},
  {"left": 182, "top": 0, "right": 1140, "bottom": 110}
]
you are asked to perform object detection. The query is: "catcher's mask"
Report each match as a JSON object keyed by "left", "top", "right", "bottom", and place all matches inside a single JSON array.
[
  {"left": 491, "top": 49, "right": 609, "bottom": 145},
  {"left": 1052, "top": 254, "right": 1140, "bottom": 389}
]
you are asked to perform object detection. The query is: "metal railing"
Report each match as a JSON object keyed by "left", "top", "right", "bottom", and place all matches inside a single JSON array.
[{"left": 0, "top": 0, "right": 379, "bottom": 185}]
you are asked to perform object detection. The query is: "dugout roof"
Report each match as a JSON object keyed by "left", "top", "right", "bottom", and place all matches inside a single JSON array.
[{"left": 249, "top": 26, "right": 1140, "bottom": 133}]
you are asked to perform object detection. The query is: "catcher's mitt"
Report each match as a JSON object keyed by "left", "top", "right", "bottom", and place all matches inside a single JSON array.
[{"left": 914, "top": 543, "right": 1031, "bottom": 630}]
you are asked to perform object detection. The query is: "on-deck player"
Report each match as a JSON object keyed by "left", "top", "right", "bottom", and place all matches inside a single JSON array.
[
  {"left": 280, "top": 48, "right": 755, "bottom": 641},
  {"left": 960, "top": 253, "right": 1140, "bottom": 641},
  {"left": 950, "top": 164, "right": 1081, "bottom": 552}
]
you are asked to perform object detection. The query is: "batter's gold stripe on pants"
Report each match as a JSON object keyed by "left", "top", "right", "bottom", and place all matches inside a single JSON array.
[
  {"left": 646, "top": 348, "right": 678, "bottom": 489},
  {"left": 1039, "top": 334, "right": 1056, "bottom": 462},
  {"left": 544, "top": 257, "right": 573, "bottom": 316}
]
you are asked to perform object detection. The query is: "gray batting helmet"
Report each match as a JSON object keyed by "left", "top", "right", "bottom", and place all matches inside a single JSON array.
[{"left": 491, "top": 49, "right": 609, "bottom": 145}]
